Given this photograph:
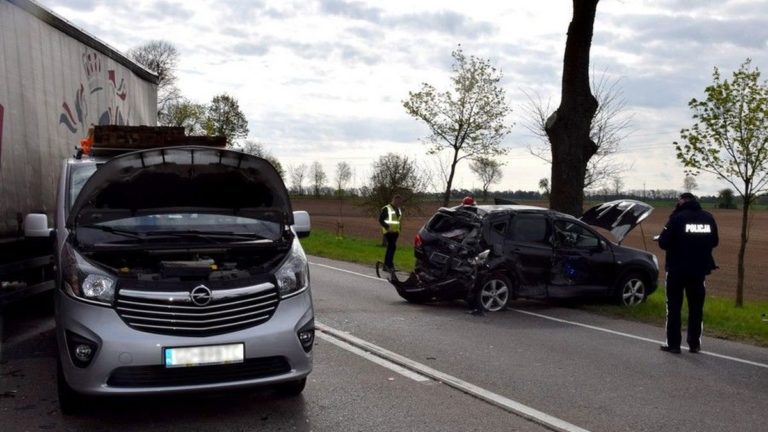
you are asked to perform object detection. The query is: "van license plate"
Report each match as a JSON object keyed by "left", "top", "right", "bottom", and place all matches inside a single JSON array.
[{"left": 164, "top": 343, "right": 244, "bottom": 368}]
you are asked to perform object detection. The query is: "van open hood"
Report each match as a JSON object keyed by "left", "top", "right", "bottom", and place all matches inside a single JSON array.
[
  {"left": 580, "top": 199, "right": 653, "bottom": 243},
  {"left": 67, "top": 147, "right": 293, "bottom": 228}
]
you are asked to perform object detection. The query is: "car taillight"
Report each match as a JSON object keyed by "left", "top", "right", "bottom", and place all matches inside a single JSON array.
[{"left": 414, "top": 233, "right": 423, "bottom": 247}]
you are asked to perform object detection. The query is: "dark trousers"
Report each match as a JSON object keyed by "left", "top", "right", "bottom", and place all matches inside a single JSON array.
[
  {"left": 665, "top": 273, "right": 706, "bottom": 349},
  {"left": 383, "top": 232, "right": 399, "bottom": 268}
]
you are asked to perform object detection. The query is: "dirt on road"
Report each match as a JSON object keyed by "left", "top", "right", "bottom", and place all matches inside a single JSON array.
[{"left": 294, "top": 198, "right": 768, "bottom": 302}]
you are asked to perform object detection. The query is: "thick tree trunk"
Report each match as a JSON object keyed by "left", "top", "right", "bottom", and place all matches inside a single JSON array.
[{"left": 546, "top": 0, "right": 600, "bottom": 217}]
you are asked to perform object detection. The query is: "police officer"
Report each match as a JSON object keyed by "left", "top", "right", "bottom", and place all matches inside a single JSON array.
[
  {"left": 658, "top": 192, "right": 719, "bottom": 354},
  {"left": 379, "top": 195, "right": 402, "bottom": 272}
]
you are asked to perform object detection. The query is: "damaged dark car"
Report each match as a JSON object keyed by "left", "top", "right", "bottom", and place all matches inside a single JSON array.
[{"left": 384, "top": 201, "right": 659, "bottom": 312}]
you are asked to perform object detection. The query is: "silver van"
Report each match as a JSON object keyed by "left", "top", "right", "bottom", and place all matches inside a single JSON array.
[{"left": 50, "top": 145, "right": 313, "bottom": 413}]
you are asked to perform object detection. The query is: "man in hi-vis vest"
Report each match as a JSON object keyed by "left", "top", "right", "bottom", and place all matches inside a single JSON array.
[{"left": 378, "top": 195, "right": 403, "bottom": 272}]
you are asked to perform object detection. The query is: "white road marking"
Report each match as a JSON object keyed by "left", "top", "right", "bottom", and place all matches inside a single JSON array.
[
  {"left": 310, "top": 262, "right": 382, "bottom": 281},
  {"left": 310, "top": 261, "right": 768, "bottom": 370},
  {"left": 511, "top": 309, "right": 768, "bottom": 370},
  {"left": 317, "top": 321, "right": 591, "bottom": 432},
  {"left": 317, "top": 331, "right": 430, "bottom": 382}
]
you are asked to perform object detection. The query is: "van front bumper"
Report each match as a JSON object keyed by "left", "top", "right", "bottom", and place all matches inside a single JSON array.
[{"left": 55, "top": 289, "right": 314, "bottom": 395}]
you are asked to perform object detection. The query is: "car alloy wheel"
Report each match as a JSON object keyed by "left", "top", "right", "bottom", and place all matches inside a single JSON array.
[
  {"left": 620, "top": 276, "right": 646, "bottom": 307},
  {"left": 477, "top": 275, "right": 511, "bottom": 312}
]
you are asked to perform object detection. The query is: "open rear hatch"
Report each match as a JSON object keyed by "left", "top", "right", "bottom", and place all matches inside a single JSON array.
[{"left": 580, "top": 199, "right": 653, "bottom": 243}]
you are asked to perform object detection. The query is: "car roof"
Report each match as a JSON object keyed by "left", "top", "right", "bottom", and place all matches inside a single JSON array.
[{"left": 445, "top": 204, "right": 571, "bottom": 217}]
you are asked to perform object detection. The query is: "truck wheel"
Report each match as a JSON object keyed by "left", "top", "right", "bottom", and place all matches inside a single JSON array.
[
  {"left": 616, "top": 273, "right": 647, "bottom": 307},
  {"left": 274, "top": 378, "right": 306, "bottom": 397},
  {"left": 57, "top": 358, "right": 84, "bottom": 415},
  {"left": 473, "top": 274, "right": 511, "bottom": 312}
]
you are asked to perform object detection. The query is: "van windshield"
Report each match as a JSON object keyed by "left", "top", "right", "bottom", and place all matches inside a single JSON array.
[{"left": 68, "top": 163, "right": 98, "bottom": 211}]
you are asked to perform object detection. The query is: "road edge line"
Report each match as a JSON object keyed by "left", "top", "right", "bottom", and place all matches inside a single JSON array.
[{"left": 316, "top": 321, "right": 591, "bottom": 432}]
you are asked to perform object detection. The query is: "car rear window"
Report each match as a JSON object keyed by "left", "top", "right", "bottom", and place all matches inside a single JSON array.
[{"left": 426, "top": 213, "right": 475, "bottom": 241}]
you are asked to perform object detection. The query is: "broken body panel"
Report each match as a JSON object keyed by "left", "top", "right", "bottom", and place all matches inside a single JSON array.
[{"left": 383, "top": 203, "right": 659, "bottom": 310}]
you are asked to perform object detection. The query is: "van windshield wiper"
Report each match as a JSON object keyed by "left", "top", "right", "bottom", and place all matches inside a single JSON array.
[
  {"left": 79, "top": 225, "right": 145, "bottom": 240},
  {"left": 141, "top": 230, "right": 271, "bottom": 243}
]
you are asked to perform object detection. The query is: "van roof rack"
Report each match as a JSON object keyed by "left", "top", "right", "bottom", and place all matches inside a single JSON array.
[{"left": 76, "top": 126, "right": 227, "bottom": 159}]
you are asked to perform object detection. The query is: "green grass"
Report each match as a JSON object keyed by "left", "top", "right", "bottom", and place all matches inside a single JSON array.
[
  {"left": 302, "top": 228, "right": 768, "bottom": 347},
  {"left": 300, "top": 229, "right": 416, "bottom": 272},
  {"left": 583, "top": 288, "right": 768, "bottom": 347}
]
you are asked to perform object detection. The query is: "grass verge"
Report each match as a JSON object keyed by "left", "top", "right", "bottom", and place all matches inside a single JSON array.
[
  {"left": 300, "top": 229, "right": 416, "bottom": 272},
  {"left": 302, "top": 228, "right": 768, "bottom": 347},
  {"left": 583, "top": 289, "right": 768, "bottom": 347}
]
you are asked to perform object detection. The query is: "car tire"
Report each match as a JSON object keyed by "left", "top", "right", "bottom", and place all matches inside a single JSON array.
[
  {"left": 473, "top": 273, "right": 512, "bottom": 312},
  {"left": 274, "top": 378, "right": 307, "bottom": 397},
  {"left": 616, "top": 273, "right": 647, "bottom": 307},
  {"left": 57, "top": 358, "right": 85, "bottom": 415}
]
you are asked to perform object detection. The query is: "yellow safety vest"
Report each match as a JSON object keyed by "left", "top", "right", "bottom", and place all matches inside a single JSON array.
[{"left": 381, "top": 204, "right": 402, "bottom": 234}]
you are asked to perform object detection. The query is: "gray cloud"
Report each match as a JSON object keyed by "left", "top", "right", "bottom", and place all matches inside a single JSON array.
[
  {"left": 251, "top": 111, "right": 426, "bottom": 146},
  {"left": 232, "top": 42, "right": 270, "bottom": 56},
  {"left": 601, "top": 13, "right": 768, "bottom": 51},
  {"left": 320, "top": 0, "right": 495, "bottom": 37}
]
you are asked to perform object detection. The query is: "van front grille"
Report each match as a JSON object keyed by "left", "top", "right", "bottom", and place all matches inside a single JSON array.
[{"left": 115, "top": 282, "right": 280, "bottom": 336}]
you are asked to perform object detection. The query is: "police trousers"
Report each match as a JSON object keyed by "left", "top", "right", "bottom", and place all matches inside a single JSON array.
[{"left": 665, "top": 272, "right": 706, "bottom": 349}]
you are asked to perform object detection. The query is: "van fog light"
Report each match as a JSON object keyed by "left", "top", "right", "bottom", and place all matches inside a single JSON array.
[
  {"left": 74, "top": 344, "right": 93, "bottom": 362},
  {"left": 298, "top": 329, "right": 314, "bottom": 353},
  {"left": 65, "top": 330, "right": 98, "bottom": 368}
]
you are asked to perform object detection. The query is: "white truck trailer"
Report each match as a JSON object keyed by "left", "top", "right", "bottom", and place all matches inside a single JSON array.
[{"left": 0, "top": 0, "right": 158, "bottom": 303}]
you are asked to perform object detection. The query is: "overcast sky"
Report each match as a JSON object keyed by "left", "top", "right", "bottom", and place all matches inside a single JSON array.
[{"left": 46, "top": 0, "right": 768, "bottom": 196}]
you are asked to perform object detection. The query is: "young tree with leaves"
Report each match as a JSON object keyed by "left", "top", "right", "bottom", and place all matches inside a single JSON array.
[
  {"left": 237, "top": 140, "right": 285, "bottom": 179},
  {"left": 365, "top": 153, "right": 429, "bottom": 213},
  {"left": 469, "top": 157, "right": 503, "bottom": 203},
  {"left": 289, "top": 163, "right": 307, "bottom": 196},
  {"left": 203, "top": 94, "right": 249, "bottom": 146},
  {"left": 674, "top": 59, "right": 768, "bottom": 307},
  {"left": 403, "top": 48, "right": 512, "bottom": 206},
  {"left": 159, "top": 98, "right": 205, "bottom": 134},
  {"left": 682, "top": 175, "right": 698, "bottom": 193},
  {"left": 309, "top": 162, "right": 327, "bottom": 197}
]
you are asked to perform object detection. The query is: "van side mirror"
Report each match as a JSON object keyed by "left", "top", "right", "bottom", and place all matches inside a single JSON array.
[
  {"left": 292, "top": 210, "right": 311, "bottom": 238},
  {"left": 24, "top": 213, "right": 52, "bottom": 238}
]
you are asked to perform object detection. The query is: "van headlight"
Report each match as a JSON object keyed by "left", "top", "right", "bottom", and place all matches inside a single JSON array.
[
  {"left": 275, "top": 238, "right": 310, "bottom": 299},
  {"left": 61, "top": 245, "right": 116, "bottom": 306}
]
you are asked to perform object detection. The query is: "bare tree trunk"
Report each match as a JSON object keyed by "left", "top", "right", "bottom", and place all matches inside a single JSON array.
[
  {"left": 546, "top": 0, "right": 600, "bottom": 217},
  {"left": 736, "top": 202, "right": 749, "bottom": 307}
]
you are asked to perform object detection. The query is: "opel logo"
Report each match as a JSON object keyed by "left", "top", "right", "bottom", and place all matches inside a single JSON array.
[{"left": 190, "top": 285, "right": 213, "bottom": 306}]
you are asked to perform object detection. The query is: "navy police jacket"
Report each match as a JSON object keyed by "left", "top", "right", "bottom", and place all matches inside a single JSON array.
[{"left": 658, "top": 200, "right": 719, "bottom": 276}]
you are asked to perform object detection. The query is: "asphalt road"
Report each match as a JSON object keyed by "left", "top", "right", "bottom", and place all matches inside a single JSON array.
[{"left": 1, "top": 256, "right": 767, "bottom": 432}]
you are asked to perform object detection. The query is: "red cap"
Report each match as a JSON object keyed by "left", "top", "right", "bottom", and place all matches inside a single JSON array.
[{"left": 462, "top": 196, "right": 475, "bottom": 205}]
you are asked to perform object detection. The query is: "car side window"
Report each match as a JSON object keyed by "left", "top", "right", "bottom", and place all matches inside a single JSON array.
[
  {"left": 553, "top": 220, "right": 599, "bottom": 249},
  {"left": 487, "top": 220, "right": 508, "bottom": 244},
  {"left": 509, "top": 215, "right": 550, "bottom": 244}
]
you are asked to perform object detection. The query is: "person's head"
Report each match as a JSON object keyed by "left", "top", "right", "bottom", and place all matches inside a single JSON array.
[
  {"left": 391, "top": 194, "right": 402, "bottom": 207},
  {"left": 462, "top": 196, "right": 476, "bottom": 206},
  {"left": 678, "top": 192, "right": 696, "bottom": 206}
]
